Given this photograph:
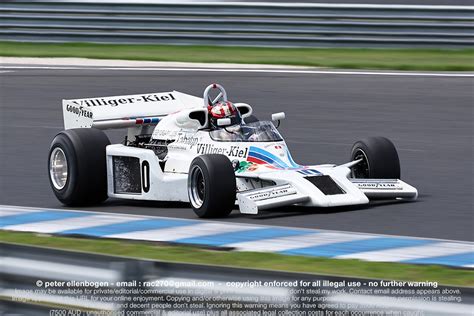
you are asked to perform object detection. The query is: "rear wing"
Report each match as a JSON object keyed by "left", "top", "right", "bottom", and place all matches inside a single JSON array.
[{"left": 62, "top": 91, "right": 203, "bottom": 129}]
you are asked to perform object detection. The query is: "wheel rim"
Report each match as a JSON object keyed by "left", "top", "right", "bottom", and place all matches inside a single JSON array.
[
  {"left": 189, "top": 165, "right": 205, "bottom": 208},
  {"left": 352, "top": 149, "right": 370, "bottom": 178},
  {"left": 50, "top": 147, "right": 68, "bottom": 190}
]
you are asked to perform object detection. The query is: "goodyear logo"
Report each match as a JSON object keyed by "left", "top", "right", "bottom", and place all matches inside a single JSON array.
[
  {"left": 355, "top": 182, "right": 402, "bottom": 190},
  {"left": 66, "top": 104, "right": 93, "bottom": 119},
  {"left": 246, "top": 185, "right": 295, "bottom": 201}
]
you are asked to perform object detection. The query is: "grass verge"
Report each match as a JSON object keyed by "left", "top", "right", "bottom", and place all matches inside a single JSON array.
[
  {"left": 1, "top": 42, "right": 473, "bottom": 71},
  {"left": 1, "top": 230, "right": 472, "bottom": 287}
]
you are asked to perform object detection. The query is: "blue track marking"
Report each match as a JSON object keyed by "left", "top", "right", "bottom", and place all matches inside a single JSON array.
[
  {"left": 58, "top": 218, "right": 195, "bottom": 237},
  {"left": 0, "top": 211, "right": 89, "bottom": 228},
  {"left": 403, "top": 252, "right": 474, "bottom": 266},
  {"left": 1, "top": 206, "right": 472, "bottom": 268},
  {"left": 176, "top": 227, "right": 313, "bottom": 247},
  {"left": 281, "top": 237, "right": 435, "bottom": 257}
]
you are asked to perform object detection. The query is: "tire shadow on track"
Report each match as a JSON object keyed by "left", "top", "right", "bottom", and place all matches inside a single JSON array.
[
  {"left": 102, "top": 199, "right": 190, "bottom": 210},
  {"left": 57, "top": 199, "right": 191, "bottom": 214}
]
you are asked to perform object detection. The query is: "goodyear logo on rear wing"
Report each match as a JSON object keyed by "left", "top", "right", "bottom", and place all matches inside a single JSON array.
[
  {"left": 66, "top": 104, "right": 93, "bottom": 119},
  {"left": 71, "top": 93, "right": 176, "bottom": 107}
]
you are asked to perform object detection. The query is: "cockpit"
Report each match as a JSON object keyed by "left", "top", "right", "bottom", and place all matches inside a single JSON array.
[{"left": 210, "top": 121, "right": 283, "bottom": 142}]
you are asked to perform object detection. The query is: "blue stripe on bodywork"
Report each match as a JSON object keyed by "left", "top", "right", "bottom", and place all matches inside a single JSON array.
[
  {"left": 249, "top": 146, "right": 290, "bottom": 168},
  {"left": 248, "top": 151, "right": 287, "bottom": 168},
  {"left": 403, "top": 252, "right": 474, "bottom": 267},
  {"left": 175, "top": 227, "right": 313, "bottom": 247},
  {"left": 281, "top": 237, "right": 435, "bottom": 257},
  {"left": 0, "top": 211, "right": 90, "bottom": 228},
  {"left": 286, "top": 149, "right": 300, "bottom": 168},
  {"left": 297, "top": 169, "right": 321, "bottom": 175},
  {"left": 58, "top": 218, "right": 195, "bottom": 237}
]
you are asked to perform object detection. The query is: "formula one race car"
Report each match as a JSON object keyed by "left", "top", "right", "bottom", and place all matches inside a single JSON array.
[{"left": 48, "top": 84, "right": 417, "bottom": 218}]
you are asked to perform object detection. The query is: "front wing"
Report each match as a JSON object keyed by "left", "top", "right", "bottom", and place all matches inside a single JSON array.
[{"left": 236, "top": 168, "right": 417, "bottom": 214}]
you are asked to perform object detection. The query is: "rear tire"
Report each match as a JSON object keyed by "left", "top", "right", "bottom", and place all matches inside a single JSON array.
[
  {"left": 350, "top": 137, "right": 400, "bottom": 179},
  {"left": 48, "top": 128, "right": 110, "bottom": 205},
  {"left": 188, "top": 154, "right": 236, "bottom": 218}
]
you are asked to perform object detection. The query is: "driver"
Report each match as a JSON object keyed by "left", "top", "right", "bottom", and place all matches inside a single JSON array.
[
  {"left": 208, "top": 101, "right": 251, "bottom": 141},
  {"left": 208, "top": 101, "right": 262, "bottom": 141},
  {"left": 208, "top": 101, "right": 241, "bottom": 129}
]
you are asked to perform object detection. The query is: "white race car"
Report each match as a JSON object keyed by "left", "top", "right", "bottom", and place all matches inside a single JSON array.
[{"left": 48, "top": 84, "right": 417, "bottom": 218}]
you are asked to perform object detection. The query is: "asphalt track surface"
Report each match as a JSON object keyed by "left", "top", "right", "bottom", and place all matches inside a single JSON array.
[{"left": 0, "top": 66, "right": 472, "bottom": 241}]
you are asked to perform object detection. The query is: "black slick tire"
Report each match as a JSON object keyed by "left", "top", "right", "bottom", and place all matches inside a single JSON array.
[
  {"left": 188, "top": 154, "right": 236, "bottom": 218},
  {"left": 48, "top": 128, "right": 110, "bottom": 206},
  {"left": 350, "top": 137, "right": 401, "bottom": 179}
]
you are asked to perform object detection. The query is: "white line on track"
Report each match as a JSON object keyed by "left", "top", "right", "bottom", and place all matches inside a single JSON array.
[
  {"left": 1, "top": 66, "right": 473, "bottom": 77},
  {"left": 2, "top": 214, "right": 142, "bottom": 233},
  {"left": 227, "top": 232, "right": 376, "bottom": 252},
  {"left": 108, "top": 222, "right": 261, "bottom": 241}
]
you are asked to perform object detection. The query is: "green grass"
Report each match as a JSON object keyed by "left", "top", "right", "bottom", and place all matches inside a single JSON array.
[
  {"left": 1, "top": 42, "right": 473, "bottom": 71},
  {"left": 1, "top": 231, "right": 472, "bottom": 287}
]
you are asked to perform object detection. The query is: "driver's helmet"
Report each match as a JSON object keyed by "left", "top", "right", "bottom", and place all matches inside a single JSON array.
[{"left": 208, "top": 101, "right": 242, "bottom": 129}]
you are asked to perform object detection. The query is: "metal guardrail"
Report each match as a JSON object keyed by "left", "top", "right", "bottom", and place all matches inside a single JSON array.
[
  {"left": 1, "top": 242, "right": 473, "bottom": 315},
  {"left": 0, "top": 1, "right": 473, "bottom": 48}
]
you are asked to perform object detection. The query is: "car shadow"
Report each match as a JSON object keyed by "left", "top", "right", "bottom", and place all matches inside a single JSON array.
[
  {"left": 62, "top": 199, "right": 190, "bottom": 213},
  {"left": 60, "top": 194, "right": 427, "bottom": 221},
  {"left": 233, "top": 195, "right": 426, "bottom": 220},
  {"left": 104, "top": 199, "right": 190, "bottom": 209}
]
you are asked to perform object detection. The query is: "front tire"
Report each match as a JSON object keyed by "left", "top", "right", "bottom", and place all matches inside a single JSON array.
[
  {"left": 350, "top": 137, "right": 400, "bottom": 179},
  {"left": 48, "top": 128, "right": 110, "bottom": 206},
  {"left": 188, "top": 155, "right": 236, "bottom": 218}
]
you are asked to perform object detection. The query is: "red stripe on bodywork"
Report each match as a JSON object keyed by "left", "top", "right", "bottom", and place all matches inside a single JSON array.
[
  {"left": 247, "top": 157, "right": 267, "bottom": 165},
  {"left": 247, "top": 157, "right": 279, "bottom": 169}
]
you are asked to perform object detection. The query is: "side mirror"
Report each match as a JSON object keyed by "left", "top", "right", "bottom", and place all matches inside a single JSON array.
[
  {"left": 272, "top": 112, "right": 286, "bottom": 121},
  {"left": 271, "top": 112, "right": 285, "bottom": 128},
  {"left": 217, "top": 118, "right": 231, "bottom": 127}
]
